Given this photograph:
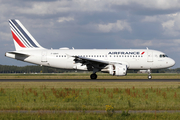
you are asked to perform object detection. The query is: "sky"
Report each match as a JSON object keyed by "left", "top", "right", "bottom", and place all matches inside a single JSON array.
[{"left": 0, "top": 0, "right": 180, "bottom": 68}]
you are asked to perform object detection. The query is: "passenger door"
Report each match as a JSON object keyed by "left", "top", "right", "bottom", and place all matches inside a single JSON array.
[
  {"left": 41, "top": 52, "right": 47, "bottom": 62},
  {"left": 147, "top": 51, "right": 153, "bottom": 62}
]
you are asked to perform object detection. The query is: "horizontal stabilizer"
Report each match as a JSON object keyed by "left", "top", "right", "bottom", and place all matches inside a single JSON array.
[{"left": 5, "top": 51, "right": 30, "bottom": 56}]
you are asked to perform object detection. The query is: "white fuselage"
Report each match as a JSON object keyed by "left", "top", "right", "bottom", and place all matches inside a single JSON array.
[
  {"left": 6, "top": 19, "right": 176, "bottom": 79},
  {"left": 5, "top": 48, "right": 175, "bottom": 71}
]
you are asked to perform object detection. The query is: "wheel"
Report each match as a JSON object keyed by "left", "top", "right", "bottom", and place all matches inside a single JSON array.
[
  {"left": 90, "top": 74, "right": 97, "bottom": 79},
  {"left": 148, "top": 75, "right": 152, "bottom": 79}
]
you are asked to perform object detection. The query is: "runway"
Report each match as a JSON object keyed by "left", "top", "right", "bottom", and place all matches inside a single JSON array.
[{"left": 0, "top": 79, "right": 180, "bottom": 82}]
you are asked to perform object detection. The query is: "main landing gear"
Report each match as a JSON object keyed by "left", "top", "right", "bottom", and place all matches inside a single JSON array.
[
  {"left": 90, "top": 68, "right": 99, "bottom": 79},
  {"left": 147, "top": 69, "right": 152, "bottom": 79},
  {"left": 90, "top": 73, "right": 97, "bottom": 79}
]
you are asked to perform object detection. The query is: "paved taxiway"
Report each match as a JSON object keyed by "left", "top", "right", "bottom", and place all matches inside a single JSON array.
[{"left": 0, "top": 79, "right": 180, "bottom": 82}]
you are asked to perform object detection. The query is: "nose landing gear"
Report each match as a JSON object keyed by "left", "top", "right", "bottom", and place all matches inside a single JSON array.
[
  {"left": 148, "top": 74, "right": 152, "bottom": 79},
  {"left": 147, "top": 69, "right": 152, "bottom": 79}
]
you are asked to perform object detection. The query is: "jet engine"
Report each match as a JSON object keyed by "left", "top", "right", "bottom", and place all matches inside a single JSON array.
[{"left": 102, "top": 64, "right": 127, "bottom": 76}]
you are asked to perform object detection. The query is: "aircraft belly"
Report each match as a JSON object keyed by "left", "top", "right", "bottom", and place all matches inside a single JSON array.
[
  {"left": 47, "top": 58, "right": 66, "bottom": 69},
  {"left": 129, "top": 61, "right": 153, "bottom": 69},
  {"left": 152, "top": 60, "right": 168, "bottom": 69},
  {"left": 128, "top": 58, "right": 142, "bottom": 69},
  {"left": 66, "top": 61, "right": 74, "bottom": 69},
  {"left": 129, "top": 61, "right": 142, "bottom": 69},
  {"left": 24, "top": 55, "right": 42, "bottom": 65}
]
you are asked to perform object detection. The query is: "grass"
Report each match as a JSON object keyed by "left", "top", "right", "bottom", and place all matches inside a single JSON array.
[
  {"left": 0, "top": 73, "right": 180, "bottom": 79},
  {"left": 0, "top": 80, "right": 180, "bottom": 119},
  {"left": 0, "top": 112, "right": 180, "bottom": 120},
  {"left": 0, "top": 82, "right": 180, "bottom": 110}
]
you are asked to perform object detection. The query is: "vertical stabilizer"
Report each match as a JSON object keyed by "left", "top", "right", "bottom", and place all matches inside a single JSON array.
[{"left": 9, "top": 19, "right": 44, "bottom": 51}]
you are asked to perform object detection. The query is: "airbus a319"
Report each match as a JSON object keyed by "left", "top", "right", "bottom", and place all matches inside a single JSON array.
[{"left": 5, "top": 19, "right": 175, "bottom": 79}]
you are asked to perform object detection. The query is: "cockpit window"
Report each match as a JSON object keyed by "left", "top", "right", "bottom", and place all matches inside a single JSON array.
[{"left": 160, "top": 54, "right": 168, "bottom": 58}]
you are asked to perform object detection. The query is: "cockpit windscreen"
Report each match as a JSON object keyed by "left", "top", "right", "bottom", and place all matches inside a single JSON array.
[{"left": 160, "top": 54, "right": 168, "bottom": 58}]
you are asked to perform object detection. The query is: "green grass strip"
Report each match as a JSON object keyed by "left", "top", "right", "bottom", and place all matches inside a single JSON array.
[
  {"left": 0, "top": 112, "right": 179, "bottom": 120},
  {"left": 0, "top": 82, "right": 180, "bottom": 110}
]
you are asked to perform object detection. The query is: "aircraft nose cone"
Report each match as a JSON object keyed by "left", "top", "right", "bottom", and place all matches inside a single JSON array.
[{"left": 170, "top": 59, "right": 175, "bottom": 67}]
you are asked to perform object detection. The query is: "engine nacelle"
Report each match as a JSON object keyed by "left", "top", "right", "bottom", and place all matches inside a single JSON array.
[
  {"left": 73, "top": 64, "right": 88, "bottom": 70},
  {"left": 108, "top": 64, "right": 127, "bottom": 76}
]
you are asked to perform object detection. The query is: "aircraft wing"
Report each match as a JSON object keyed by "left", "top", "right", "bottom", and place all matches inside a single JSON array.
[
  {"left": 69, "top": 55, "right": 129, "bottom": 70},
  {"left": 73, "top": 55, "right": 109, "bottom": 65}
]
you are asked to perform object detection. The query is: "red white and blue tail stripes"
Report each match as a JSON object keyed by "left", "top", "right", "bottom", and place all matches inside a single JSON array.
[{"left": 9, "top": 19, "right": 42, "bottom": 50}]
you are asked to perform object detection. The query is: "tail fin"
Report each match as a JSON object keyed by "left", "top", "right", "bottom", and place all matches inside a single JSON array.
[{"left": 9, "top": 19, "right": 44, "bottom": 51}]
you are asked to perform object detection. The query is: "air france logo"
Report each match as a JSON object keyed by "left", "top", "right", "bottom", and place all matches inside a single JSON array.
[
  {"left": 108, "top": 51, "right": 145, "bottom": 55},
  {"left": 141, "top": 52, "right": 145, "bottom": 55}
]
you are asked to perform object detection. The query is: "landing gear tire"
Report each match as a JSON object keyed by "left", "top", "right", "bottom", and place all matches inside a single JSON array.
[
  {"left": 90, "top": 74, "right": 97, "bottom": 79},
  {"left": 148, "top": 75, "right": 152, "bottom": 79},
  {"left": 147, "top": 69, "right": 152, "bottom": 79}
]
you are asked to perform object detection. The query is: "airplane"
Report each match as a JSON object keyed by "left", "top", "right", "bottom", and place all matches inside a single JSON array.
[{"left": 5, "top": 19, "right": 175, "bottom": 79}]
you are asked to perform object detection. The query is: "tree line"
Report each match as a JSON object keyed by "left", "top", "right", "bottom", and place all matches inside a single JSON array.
[
  {"left": 0, "top": 65, "right": 73, "bottom": 73},
  {"left": 0, "top": 65, "right": 177, "bottom": 73}
]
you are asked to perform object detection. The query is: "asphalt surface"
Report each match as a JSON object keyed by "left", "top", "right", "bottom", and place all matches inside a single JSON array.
[{"left": 0, "top": 79, "right": 180, "bottom": 82}]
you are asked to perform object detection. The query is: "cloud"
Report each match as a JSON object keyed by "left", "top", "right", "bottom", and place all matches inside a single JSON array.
[
  {"left": 97, "top": 20, "right": 132, "bottom": 33},
  {"left": 162, "top": 20, "right": 174, "bottom": 29},
  {"left": 0, "top": 32, "right": 11, "bottom": 41},
  {"left": 14, "top": 1, "right": 71, "bottom": 15},
  {"left": 110, "top": 0, "right": 180, "bottom": 10},
  {"left": 57, "top": 17, "right": 74, "bottom": 23},
  {"left": 142, "top": 16, "right": 159, "bottom": 22},
  {"left": 160, "top": 13, "right": 180, "bottom": 36},
  {"left": 1, "top": 0, "right": 180, "bottom": 68},
  {"left": 121, "top": 39, "right": 180, "bottom": 48},
  {"left": 14, "top": 0, "right": 112, "bottom": 16}
]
